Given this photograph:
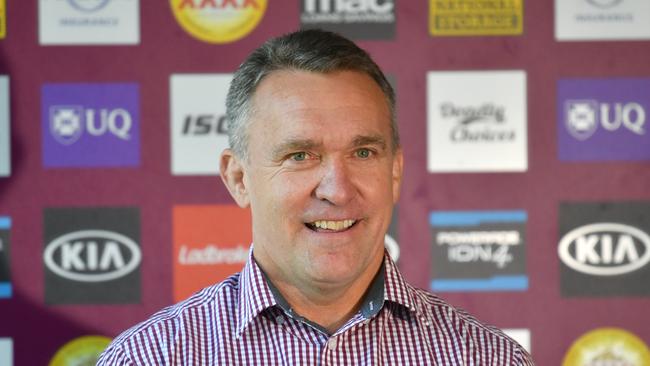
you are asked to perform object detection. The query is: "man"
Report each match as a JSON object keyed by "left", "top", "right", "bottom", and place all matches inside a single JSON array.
[{"left": 98, "top": 29, "right": 534, "bottom": 365}]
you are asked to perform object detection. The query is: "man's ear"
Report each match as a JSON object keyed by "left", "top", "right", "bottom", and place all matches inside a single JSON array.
[
  {"left": 220, "top": 148, "right": 250, "bottom": 208},
  {"left": 392, "top": 147, "right": 404, "bottom": 204}
]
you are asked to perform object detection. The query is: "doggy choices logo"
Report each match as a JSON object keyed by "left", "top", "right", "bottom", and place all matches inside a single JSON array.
[
  {"left": 41, "top": 83, "right": 140, "bottom": 168},
  {"left": 301, "top": 0, "right": 396, "bottom": 40},
  {"left": 430, "top": 210, "right": 528, "bottom": 292},
  {"left": 559, "top": 202, "right": 650, "bottom": 297},
  {"left": 558, "top": 78, "right": 650, "bottom": 162},
  {"left": 43, "top": 207, "right": 141, "bottom": 304}
]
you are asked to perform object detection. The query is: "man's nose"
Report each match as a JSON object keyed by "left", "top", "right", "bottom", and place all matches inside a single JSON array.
[{"left": 313, "top": 158, "right": 355, "bottom": 205}]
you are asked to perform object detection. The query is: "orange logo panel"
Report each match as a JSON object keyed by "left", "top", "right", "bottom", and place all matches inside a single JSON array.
[{"left": 173, "top": 205, "right": 251, "bottom": 302}]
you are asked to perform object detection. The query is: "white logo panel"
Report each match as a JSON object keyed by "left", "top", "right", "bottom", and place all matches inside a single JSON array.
[
  {"left": 39, "top": 0, "right": 140, "bottom": 45},
  {"left": 427, "top": 70, "right": 527, "bottom": 173},
  {"left": 170, "top": 74, "right": 232, "bottom": 176},
  {"left": 0, "top": 76, "right": 8, "bottom": 177},
  {"left": 503, "top": 329, "right": 531, "bottom": 352},
  {"left": 555, "top": 0, "right": 650, "bottom": 41},
  {"left": 0, "top": 338, "right": 12, "bottom": 366}
]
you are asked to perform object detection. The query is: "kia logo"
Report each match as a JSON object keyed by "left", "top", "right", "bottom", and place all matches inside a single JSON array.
[
  {"left": 558, "top": 223, "right": 650, "bottom": 276},
  {"left": 44, "top": 230, "right": 141, "bottom": 282}
]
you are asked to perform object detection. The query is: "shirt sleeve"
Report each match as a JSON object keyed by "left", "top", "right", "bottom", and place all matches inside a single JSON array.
[
  {"left": 96, "top": 344, "right": 135, "bottom": 366},
  {"left": 513, "top": 347, "right": 535, "bottom": 366}
]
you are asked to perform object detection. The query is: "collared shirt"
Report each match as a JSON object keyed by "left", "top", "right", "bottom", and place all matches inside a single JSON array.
[{"left": 97, "top": 250, "right": 535, "bottom": 365}]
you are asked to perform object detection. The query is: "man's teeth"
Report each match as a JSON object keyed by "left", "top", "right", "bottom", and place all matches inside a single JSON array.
[{"left": 312, "top": 220, "right": 356, "bottom": 231}]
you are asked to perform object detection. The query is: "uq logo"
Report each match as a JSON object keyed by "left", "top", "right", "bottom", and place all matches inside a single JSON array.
[
  {"left": 565, "top": 100, "right": 646, "bottom": 140},
  {"left": 44, "top": 230, "right": 141, "bottom": 282},
  {"left": 50, "top": 105, "right": 133, "bottom": 145},
  {"left": 558, "top": 223, "right": 650, "bottom": 276}
]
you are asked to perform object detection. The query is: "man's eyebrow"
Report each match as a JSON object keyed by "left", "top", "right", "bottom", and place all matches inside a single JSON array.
[
  {"left": 272, "top": 138, "right": 323, "bottom": 159},
  {"left": 351, "top": 134, "right": 388, "bottom": 150}
]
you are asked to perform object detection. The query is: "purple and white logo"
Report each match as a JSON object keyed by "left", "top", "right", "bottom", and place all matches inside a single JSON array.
[
  {"left": 41, "top": 83, "right": 140, "bottom": 168},
  {"left": 558, "top": 78, "right": 650, "bottom": 161}
]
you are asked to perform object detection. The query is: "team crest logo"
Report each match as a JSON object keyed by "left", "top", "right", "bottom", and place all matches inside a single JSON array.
[
  {"left": 49, "top": 106, "right": 84, "bottom": 145},
  {"left": 565, "top": 100, "right": 598, "bottom": 140}
]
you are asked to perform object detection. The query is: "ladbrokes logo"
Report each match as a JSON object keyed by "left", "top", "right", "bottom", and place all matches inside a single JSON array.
[
  {"left": 563, "top": 328, "right": 650, "bottom": 366},
  {"left": 430, "top": 210, "right": 528, "bottom": 292},
  {"left": 171, "top": 74, "right": 231, "bottom": 175},
  {"left": 558, "top": 79, "right": 650, "bottom": 161},
  {"left": 44, "top": 207, "right": 140, "bottom": 304},
  {"left": 170, "top": 0, "right": 266, "bottom": 44},
  {"left": 559, "top": 202, "right": 650, "bottom": 297},
  {"left": 301, "top": 0, "right": 395, "bottom": 40},
  {"left": 441, "top": 102, "right": 516, "bottom": 143},
  {"left": 0, "top": 216, "right": 11, "bottom": 299},
  {"left": 41, "top": 83, "right": 140, "bottom": 168},
  {"left": 429, "top": 0, "right": 523, "bottom": 36},
  {"left": 173, "top": 205, "right": 251, "bottom": 301}
]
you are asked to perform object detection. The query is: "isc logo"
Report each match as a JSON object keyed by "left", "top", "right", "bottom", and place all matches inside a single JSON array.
[
  {"left": 182, "top": 114, "right": 228, "bottom": 135},
  {"left": 304, "top": 0, "right": 393, "bottom": 13},
  {"left": 44, "top": 230, "right": 141, "bottom": 282},
  {"left": 49, "top": 105, "right": 133, "bottom": 145},
  {"left": 558, "top": 223, "right": 650, "bottom": 276},
  {"left": 566, "top": 100, "right": 646, "bottom": 140}
]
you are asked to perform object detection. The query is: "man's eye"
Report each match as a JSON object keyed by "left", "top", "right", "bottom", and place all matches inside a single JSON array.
[
  {"left": 356, "top": 148, "right": 372, "bottom": 159},
  {"left": 291, "top": 152, "right": 307, "bottom": 161}
]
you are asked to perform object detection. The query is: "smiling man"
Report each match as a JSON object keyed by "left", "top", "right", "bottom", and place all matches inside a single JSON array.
[{"left": 98, "top": 29, "right": 534, "bottom": 365}]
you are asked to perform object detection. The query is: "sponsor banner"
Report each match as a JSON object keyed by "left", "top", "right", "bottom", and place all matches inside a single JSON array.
[
  {"left": 0, "top": 76, "right": 9, "bottom": 177},
  {"left": 300, "top": 0, "right": 396, "bottom": 40},
  {"left": 427, "top": 71, "right": 527, "bottom": 172},
  {"left": 559, "top": 202, "right": 650, "bottom": 297},
  {"left": 555, "top": 0, "right": 650, "bottom": 41},
  {"left": 429, "top": 0, "right": 523, "bottom": 36},
  {"left": 170, "top": 74, "right": 231, "bottom": 175},
  {"left": 0, "top": 338, "right": 12, "bottom": 366},
  {"left": 170, "top": 0, "right": 267, "bottom": 44},
  {"left": 49, "top": 335, "right": 111, "bottom": 366},
  {"left": 41, "top": 83, "right": 140, "bottom": 168},
  {"left": 173, "top": 205, "right": 251, "bottom": 302},
  {"left": 558, "top": 78, "right": 650, "bottom": 162},
  {"left": 0, "top": 0, "right": 5, "bottom": 39},
  {"left": 385, "top": 206, "right": 399, "bottom": 262},
  {"left": 39, "top": 0, "right": 140, "bottom": 45},
  {"left": 563, "top": 328, "right": 650, "bottom": 366},
  {"left": 43, "top": 207, "right": 141, "bottom": 304},
  {"left": 0, "top": 217, "right": 11, "bottom": 299},
  {"left": 503, "top": 329, "right": 531, "bottom": 352},
  {"left": 430, "top": 210, "right": 528, "bottom": 292}
]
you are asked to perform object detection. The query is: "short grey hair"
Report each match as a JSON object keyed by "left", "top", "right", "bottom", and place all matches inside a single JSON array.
[{"left": 225, "top": 29, "right": 398, "bottom": 159}]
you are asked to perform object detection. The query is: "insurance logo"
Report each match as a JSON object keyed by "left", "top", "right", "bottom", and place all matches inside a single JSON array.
[
  {"left": 563, "top": 328, "right": 650, "bottom": 366},
  {"left": 173, "top": 205, "right": 251, "bottom": 301},
  {"left": 429, "top": 0, "right": 523, "bottom": 36},
  {"left": 49, "top": 335, "right": 111, "bottom": 366},
  {"left": 39, "top": 0, "right": 140, "bottom": 45},
  {"left": 555, "top": 0, "right": 650, "bottom": 40},
  {"left": 427, "top": 70, "right": 527, "bottom": 172},
  {"left": 0, "top": 76, "right": 9, "bottom": 177},
  {"left": 0, "top": 217, "right": 11, "bottom": 299},
  {"left": 558, "top": 78, "right": 650, "bottom": 162},
  {"left": 43, "top": 207, "right": 141, "bottom": 304},
  {"left": 170, "top": 0, "right": 266, "bottom": 44},
  {"left": 301, "top": 0, "right": 396, "bottom": 40},
  {"left": 41, "top": 83, "right": 140, "bottom": 168},
  {"left": 430, "top": 210, "right": 528, "bottom": 292},
  {"left": 0, "top": 338, "right": 12, "bottom": 366},
  {"left": 559, "top": 202, "right": 650, "bottom": 297},
  {"left": 170, "top": 74, "right": 231, "bottom": 175}
]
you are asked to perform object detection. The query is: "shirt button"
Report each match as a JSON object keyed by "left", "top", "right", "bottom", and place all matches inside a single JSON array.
[{"left": 327, "top": 337, "right": 338, "bottom": 350}]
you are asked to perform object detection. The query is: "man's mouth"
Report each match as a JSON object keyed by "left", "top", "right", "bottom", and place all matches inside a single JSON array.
[{"left": 305, "top": 219, "right": 357, "bottom": 232}]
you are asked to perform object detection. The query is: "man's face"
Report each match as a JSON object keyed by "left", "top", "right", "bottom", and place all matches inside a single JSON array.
[{"left": 230, "top": 70, "right": 402, "bottom": 289}]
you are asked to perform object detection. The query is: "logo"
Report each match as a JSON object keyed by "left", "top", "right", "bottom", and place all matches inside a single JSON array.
[
  {"left": 173, "top": 205, "right": 251, "bottom": 301},
  {"left": 39, "top": 0, "right": 140, "bottom": 45},
  {"left": 44, "top": 207, "right": 141, "bottom": 304},
  {"left": 559, "top": 202, "right": 650, "bottom": 297},
  {"left": 170, "top": 74, "right": 232, "bottom": 175},
  {"left": 429, "top": 0, "right": 523, "bottom": 36},
  {"left": 555, "top": 0, "right": 650, "bottom": 41},
  {"left": 170, "top": 0, "right": 267, "bottom": 44},
  {"left": 0, "top": 76, "right": 9, "bottom": 177},
  {"left": 563, "top": 328, "right": 650, "bottom": 366},
  {"left": 427, "top": 71, "right": 527, "bottom": 172},
  {"left": 301, "top": 0, "right": 396, "bottom": 40},
  {"left": 41, "top": 83, "right": 140, "bottom": 168},
  {"left": 503, "top": 329, "right": 531, "bottom": 352},
  {"left": 559, "top": 223, "right": 650, "bottom": 276},
  {"left": 430, "top": 210, "right": 528, "bottom": 292},
  {"left": 0, "top": 338, "right": 12, "bottom": 366},
  {"left": 558, "top": 79, "right": 650, "bottom": 161},
  {"left": 0, "top": 0, "right": 6, "bottom": 39},
  {"left": 0, "top": 217, "right": 11, "bottom": 299},
  {"left": 49, "top": 336, "right": 111, "bottom": 366}
]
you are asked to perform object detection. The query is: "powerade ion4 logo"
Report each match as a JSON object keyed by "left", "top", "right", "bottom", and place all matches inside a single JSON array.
[
  {"left": 43, "top": 207, "right": 141, "bottom": 304},
  {"left": 301, "top": 0, "right": 396, "bottom": 40},
  {"left": 559, "top": 202, "right": 650, "bottom": 297},
  {"left": 170, "top": 0, "right": 267, "bottom": 44}
]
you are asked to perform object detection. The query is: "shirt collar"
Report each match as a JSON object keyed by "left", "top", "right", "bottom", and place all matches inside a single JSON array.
[{"left": 236, "top": 247, "right": 277, "bottom": 338}]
